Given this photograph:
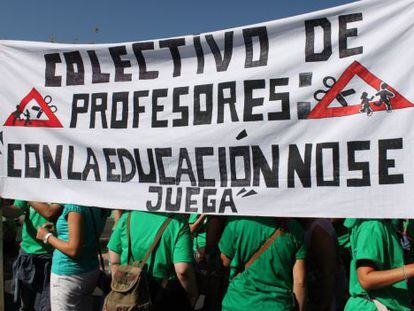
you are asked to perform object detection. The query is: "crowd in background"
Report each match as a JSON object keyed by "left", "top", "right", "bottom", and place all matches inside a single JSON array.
[{"left": 2, "top": 199, "right": 414, "bottom": 311}]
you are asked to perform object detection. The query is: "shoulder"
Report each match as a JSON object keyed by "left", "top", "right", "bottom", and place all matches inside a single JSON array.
[
  {"left": 221, "top": 217, "right": 263, "bottom": 240},
  {"left": 351, "top": 220, "right": 393, "bottom": 263},
  {"left": 117, "top": 211, "right": 129, "bottom": 225},
  {"left": 112, "top": 212, "right": 129, "bottom": 235},
  {"left": 352, "top": 220, "right": 391, "bottom": 248},
  {"left": 62, "top": 204, "right": 84, "bottom": 217},
  {"left": 225, "top": 216, "right": 257, "bottom": 229},
  {"left": 167, "top": 214, "right": 190, "bottom": 233},
  {"left": 130, "top": 211, "right": 186, "bottom": 229},
  {"left": 357, "top": 220, "right": 388, "bottom": 236},
  {"left": 221, "top": 217, "right": 243, "bottom": 237}
]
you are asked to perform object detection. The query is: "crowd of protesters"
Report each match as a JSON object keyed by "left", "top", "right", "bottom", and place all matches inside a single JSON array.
[{"left": 2, "top": 200, "right": 414, "bottom": 311}]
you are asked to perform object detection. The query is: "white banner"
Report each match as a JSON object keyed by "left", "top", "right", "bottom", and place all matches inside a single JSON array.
[{"left": 0, "top": 0, "right": 414, "bottom": 217}]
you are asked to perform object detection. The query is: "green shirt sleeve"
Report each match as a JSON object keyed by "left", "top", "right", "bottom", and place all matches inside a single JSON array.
[
  {"left": 295, "top": 242, "right": 307, "bottom": 260},
  {"left": 63, "top": 204, "right": 83, "bottom": 217},
  {"left": 355, "top": 221, "right": 385, "bottom": 267},
  {"left": 286, "top": 220, "right": 307, "bottom": 260},
  {"left": 108, "top": 213, "right": 127, "bottom": 255},
  {"left": 219, "top": 220, "right": 235, "bottom": 259},
  {"left": 13, "top": 200, "right": 29, "bottom": 211},
  {"left": 172, "top": 219, "right": 193, "bottom": 264}
]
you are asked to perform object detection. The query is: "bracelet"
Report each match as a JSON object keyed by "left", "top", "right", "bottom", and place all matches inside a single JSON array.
[
  {"left": 43, "top": 232, "right": 53, "bottom": 244},
  {"left": 402, "top": 265, "right": 408, "bottom": 282}
]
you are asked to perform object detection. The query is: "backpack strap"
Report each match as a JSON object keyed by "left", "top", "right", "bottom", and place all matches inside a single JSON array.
[
  {"left": 244, "top": 228, "right": 283, "bottom": 270},
  {"left": 127, "top": 212, "right": 133, "bottom": 264},
  {"left": 127, "top": 213, "right": 172, "bottom": 267}
]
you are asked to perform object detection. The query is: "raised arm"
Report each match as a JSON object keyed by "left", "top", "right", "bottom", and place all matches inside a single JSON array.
[
  {"left": 189, "top": 214, "right": 207, "bottom": 234},
  {"left": 29, "top": 201, "right": 63, "bottom": 222}
]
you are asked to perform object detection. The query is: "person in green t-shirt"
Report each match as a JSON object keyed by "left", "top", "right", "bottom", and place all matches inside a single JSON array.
[
  {"left": 344, "top": 219, "right": 414, "bottom": 311},
  {"left": 108, "top": 211, "right": 198, "bottom": 310},
  {"left": 219, "top": 217, "right": 307, "bottom": 311},
  {"left": 36, "top": 204, "right": 109, "bottom": 311},
  {"left": 2, "top": 200, "right": 62, "bottom": 311}
]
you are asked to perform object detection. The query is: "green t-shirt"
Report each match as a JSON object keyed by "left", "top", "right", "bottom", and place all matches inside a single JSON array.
[
  {"left": 51, "top": 205, "right": 108, "bottom": 276},
  {"left": 344, "top": 219, "right": 411, "bottom": 311},
  {"left": 14, "top": 200, "right": 53, "bottom": 255},
  {"left": 188, "top": 214, "right": 207, "bottom": 252},
  {"left": 108, "top": 211, "right": 193, "bottom": 281},
  {"left": 219, "top": 217, "right": 306, "bottom": 311}
]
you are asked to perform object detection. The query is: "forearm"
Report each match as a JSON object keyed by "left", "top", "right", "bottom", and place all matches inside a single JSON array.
[
  {"left": 294, "top": 281, "right": 306, "bottom": 311},
  {"left": 189, "top": 216, "right": 205, "bottom": 234},
  {"left": 46, "top": 235, "right": 81, "bottom": 258},
  {"left": 29, "top": 202, "right": 62, "bottom": 221},
  {"left": 108, "top": 250, "right": 121, "bottom": 277},
  {"left": 358, "top": 264, "right": 414, "bottom": 290}
]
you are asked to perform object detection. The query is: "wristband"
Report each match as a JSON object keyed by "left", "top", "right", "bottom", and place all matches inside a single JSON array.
[{"left": 43, "top": 232, "right": 53, "bottom": 244}]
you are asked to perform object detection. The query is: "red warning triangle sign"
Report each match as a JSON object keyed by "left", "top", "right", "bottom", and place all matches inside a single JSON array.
[
  {"left": 307, "top": 61, "right": 414, "bottom": 119},
  {"left": 4, "top": 88, "right": 63, "bottom": 127}
]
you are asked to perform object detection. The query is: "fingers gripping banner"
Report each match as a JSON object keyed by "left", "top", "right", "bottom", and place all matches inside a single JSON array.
[{"left": 0, "top": 0, "right": 414, "bottom": 217}]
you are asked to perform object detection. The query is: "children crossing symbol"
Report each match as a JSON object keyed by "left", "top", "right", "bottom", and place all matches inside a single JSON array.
[
  {"left": 4, "top": 88, "right": 63, "bottom": 128},
  {"left": 307, "top": 61, "right": 414, "bottom": 119}
]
